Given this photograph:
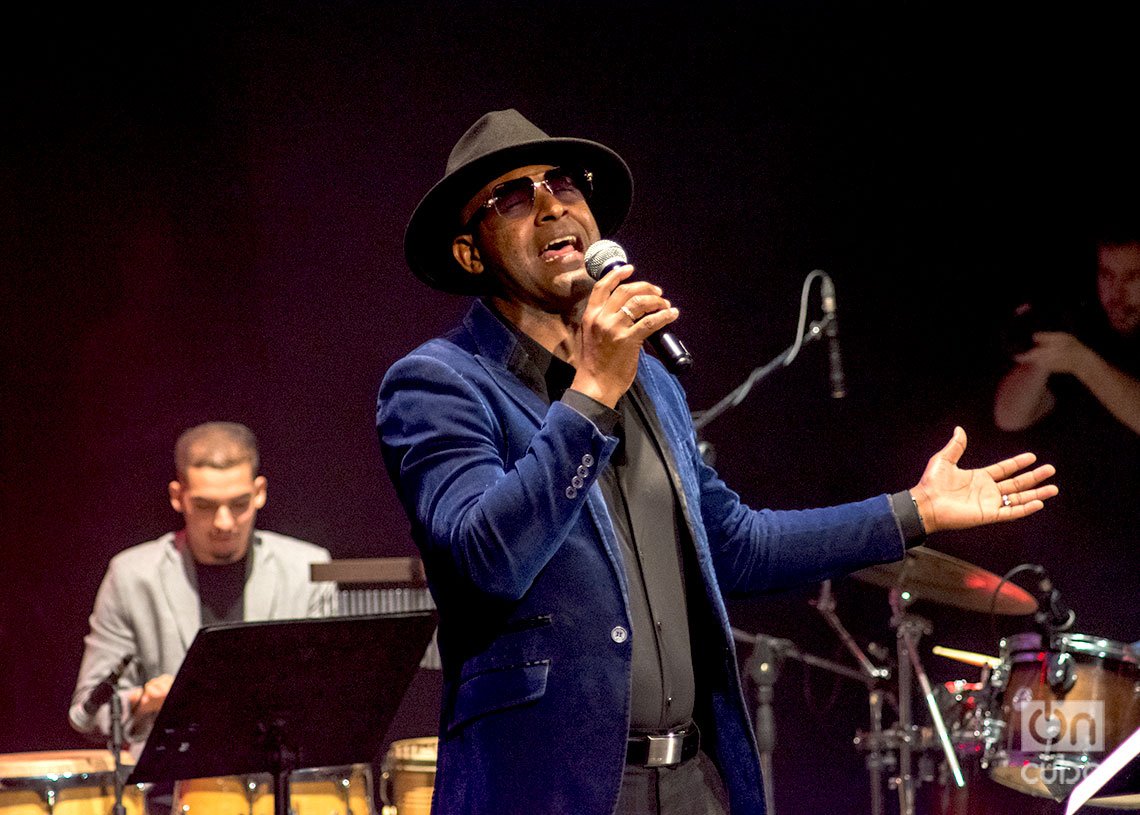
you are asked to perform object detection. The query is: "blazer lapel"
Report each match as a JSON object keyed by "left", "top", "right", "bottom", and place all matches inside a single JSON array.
[
  {"left": 243, "top": 535, "right": 277, "bottom": 620},
  {"left": 465, "top": 299, "right": 549, "bottom": 426},
  {"left": 163, "top": 532, "right": 202, "bottom": 649}
]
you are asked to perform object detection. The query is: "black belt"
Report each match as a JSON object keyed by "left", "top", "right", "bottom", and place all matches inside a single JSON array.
[{"left": 626, "top": 724, "right": 700, "bottom": 767}]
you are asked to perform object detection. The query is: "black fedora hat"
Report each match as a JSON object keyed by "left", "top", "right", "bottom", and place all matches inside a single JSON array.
[{"left": 404, "top": 108, "right": 634, "bottom": 295}]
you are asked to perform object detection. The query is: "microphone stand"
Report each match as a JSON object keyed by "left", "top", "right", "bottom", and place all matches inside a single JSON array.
[
  {"left": 692, "top": 314, "right": 833, "bottom": 433},
  {"left": 108, "top": 689, "right": 128, "bottom": 815},
  {"left": 745, "top": 634, "right": 780, "bottom": 815},
  {"left": 733, "top": 627, "right": 879, "bottom": 815}
]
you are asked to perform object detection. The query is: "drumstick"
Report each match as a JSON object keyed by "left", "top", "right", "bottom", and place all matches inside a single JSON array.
[{"left": 931, "top": 645, "right": 1001, "bottom": 669}]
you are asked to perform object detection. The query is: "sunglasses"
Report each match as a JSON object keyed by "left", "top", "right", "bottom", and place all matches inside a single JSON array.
[{"left": 469, "top": 167, "right": 593, "bottom": 225}]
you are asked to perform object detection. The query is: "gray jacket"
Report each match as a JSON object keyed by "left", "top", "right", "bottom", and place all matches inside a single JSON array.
[{"left": 68, "top": 529, "right": 334, "bottom": 753}]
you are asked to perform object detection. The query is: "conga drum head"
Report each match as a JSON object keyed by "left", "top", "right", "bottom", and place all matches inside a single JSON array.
[{"left": 0, "top": 751, "right": 134, "bottom": 781}]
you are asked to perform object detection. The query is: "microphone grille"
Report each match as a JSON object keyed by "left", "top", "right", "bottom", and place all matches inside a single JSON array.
[{"left": 584, "top": 239, "right": 627, "bottom": 281}]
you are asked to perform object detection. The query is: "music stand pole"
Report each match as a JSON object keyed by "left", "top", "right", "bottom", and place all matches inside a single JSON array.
[{"left": 257, "top": 727, "right": 296, "bottom": 815}]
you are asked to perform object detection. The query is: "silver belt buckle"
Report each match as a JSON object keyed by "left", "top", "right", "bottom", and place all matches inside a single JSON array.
[{"left": 645, "top": 732, "right": 684, "bottom": 767}]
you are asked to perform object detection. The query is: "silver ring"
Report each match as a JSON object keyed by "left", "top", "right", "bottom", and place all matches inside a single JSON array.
[
  {"left": 1001, "top": 494, "right": 1012, "bottom": 508},
  {"left": 620, "top": 305, "right": 636, "bottom": 322}
]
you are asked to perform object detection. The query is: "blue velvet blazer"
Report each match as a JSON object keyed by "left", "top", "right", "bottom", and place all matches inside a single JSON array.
[{"left": 377, "top": 298, "right": 906, "bottom": 814}]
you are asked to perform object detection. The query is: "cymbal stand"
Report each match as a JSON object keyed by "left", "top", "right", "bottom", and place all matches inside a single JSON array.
[
  {"left": 889, "top": 587, "right": 964, "bottom": 815},
  {"left": 812, "top": 580, "right": 892, "bottom": 684},
  {"left": 810, "top": 581, "right": 895, "bottom": 815}
]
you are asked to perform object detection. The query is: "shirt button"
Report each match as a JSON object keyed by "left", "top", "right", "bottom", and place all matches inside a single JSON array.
[
  {"left": 610, "top": 625, "right": 628, "bottom": 643},
  {"left": 565, "top": 486, "right": 578, "bottom": 499},
  {"left": 577, "top": 465, "right": 589, "bottom": 478},
  {"left": 582, "top": 454, "right": 594, "bottom": 467},
  {"left": 571, "top": 475, "right": 584, "bottom": 489}
]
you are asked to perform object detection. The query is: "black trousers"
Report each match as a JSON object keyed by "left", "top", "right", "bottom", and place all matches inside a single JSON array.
[{"left": 615, "top": 750, "right": 730, "bottom": 815}]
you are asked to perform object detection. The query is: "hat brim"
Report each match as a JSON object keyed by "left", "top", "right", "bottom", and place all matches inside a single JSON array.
[{"left": 404, "top": 137, "right": 633, "bottom": 295}]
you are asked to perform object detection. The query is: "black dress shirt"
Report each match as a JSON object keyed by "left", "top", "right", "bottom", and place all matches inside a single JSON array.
[{"left": 502, "top": 321, "right": 696, "bottom": 731}]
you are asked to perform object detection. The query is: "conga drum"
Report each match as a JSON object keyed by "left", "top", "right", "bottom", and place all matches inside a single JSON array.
[
  {"left": 378, "top": 739, "right": 436, "bottom": 815},
  {"left": 171, "top": 775, "right": 261, "bottom": 815},
  {"left": 288, "top": 765, "right": 373, "bottom": 815},
  {"left": 0, "top": 750, "right": 146, "bottom": 815},
  {"left": 174, "top": 764, "right": 373, "bottom": 815}
]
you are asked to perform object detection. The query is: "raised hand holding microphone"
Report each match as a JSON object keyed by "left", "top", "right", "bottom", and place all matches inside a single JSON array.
[
  {"left": 570, "top": 253, "right": 679, "bottom": 408},
  {"left": 585, "top": 240, "right": 693, "bottom": 376}
]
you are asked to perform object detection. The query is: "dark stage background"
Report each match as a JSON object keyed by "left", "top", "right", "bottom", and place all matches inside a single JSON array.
[{"left": 3, "top": 4, "right": 1138, "bottom": 813}]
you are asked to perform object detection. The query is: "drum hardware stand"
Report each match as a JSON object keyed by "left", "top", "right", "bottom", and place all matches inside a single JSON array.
[
  {"left": 863, "top": 689, "right": 888, "bottom": 815},
  {"left": 889, "top": 587, "right": 964, "bottom": 815},
  {"left": 977, "top": 637, "right": 1009, "bottom": 773}
]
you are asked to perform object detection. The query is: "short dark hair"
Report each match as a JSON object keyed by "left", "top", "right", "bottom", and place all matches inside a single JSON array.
[{"left": 174, "top": 422, "right": 260, "bottom": 480}]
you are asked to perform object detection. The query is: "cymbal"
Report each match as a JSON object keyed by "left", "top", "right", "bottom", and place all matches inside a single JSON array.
[{"left": 852, "top": 546, "right": 1037, "bottom": 615}]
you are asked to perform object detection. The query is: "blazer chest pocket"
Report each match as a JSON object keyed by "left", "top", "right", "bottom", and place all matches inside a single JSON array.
[{"left": 447, "top": 660, "right": 551, "bottom": 734}]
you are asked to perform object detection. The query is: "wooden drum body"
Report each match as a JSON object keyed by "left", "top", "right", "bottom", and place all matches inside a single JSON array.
[
  {"left": 378, "top": 739, "right": 436, "bottom": 815},
  {"left": 0, "top": 751, "right": 146, "bottom": 815},
  {"left": 174, "top": 764, "right": 373, "bottom": 815},
  {"left": 985, "top": 632, "right": 1140, "bottom": 803}
]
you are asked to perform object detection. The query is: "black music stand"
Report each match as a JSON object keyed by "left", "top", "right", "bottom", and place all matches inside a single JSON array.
[{"left": 129, "top": 613, "right": 438, "bottom": 815}]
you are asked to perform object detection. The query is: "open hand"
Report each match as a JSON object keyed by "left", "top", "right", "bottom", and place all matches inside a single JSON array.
[{"left": 910, "top": 427, "right": 1058, "bottom": 533}]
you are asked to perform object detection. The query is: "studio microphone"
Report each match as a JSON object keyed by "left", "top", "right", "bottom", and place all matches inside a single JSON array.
[
  {"left": 1030, "top": 567, "right": 1076, "bottom": 632},
  {"left": 820, "top": 273, "right": 846, "bottom": 399},
  {"left": 82, "top": 654, "right": 134, "bottom": 716},
  {"left": 584, "top": 240, "right": 693, "bottom": 375}
]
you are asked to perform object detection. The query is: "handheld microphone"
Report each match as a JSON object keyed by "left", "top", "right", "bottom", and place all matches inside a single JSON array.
[
  {"left": 820, "top": 274, "right": 846, "bottom": 399},
  {"left": 82, "top": 654, "right": 134, "bottom": 716},
  {"left": 584, "top": 240, "right": 693, "bottom": 375}
]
